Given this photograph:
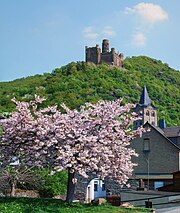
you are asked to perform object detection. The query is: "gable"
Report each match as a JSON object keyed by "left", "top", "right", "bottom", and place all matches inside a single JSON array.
[
  {"left": 144, "top": 123, "right": 180, "bottom": 150},
  {"left": 131, "top": 123, "right": 180, "bottom": 174}
]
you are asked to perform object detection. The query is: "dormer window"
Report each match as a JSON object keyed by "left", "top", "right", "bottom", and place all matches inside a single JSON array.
[{"left": 143, "top": 138, "right": 150, "bottom": 152}]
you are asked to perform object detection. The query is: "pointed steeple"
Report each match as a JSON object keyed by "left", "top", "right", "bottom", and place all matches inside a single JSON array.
[
  {"left": 133, "top": 86, "right": 157, "bottom": 129},
  {"left": 139, "top": 86, "right": 151, "bottom": 106}
]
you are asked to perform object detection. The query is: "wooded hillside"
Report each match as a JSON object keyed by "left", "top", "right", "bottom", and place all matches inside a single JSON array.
[{"left": 0, "top": 56, "right": 179, "bottom": 126}]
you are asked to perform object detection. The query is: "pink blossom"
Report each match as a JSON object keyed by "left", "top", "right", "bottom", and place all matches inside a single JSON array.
[{"left": 0, "top": 95, "right": 145, "bottom": 187}]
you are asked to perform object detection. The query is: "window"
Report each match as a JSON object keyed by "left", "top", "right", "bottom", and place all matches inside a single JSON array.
[
  {"left": 146, "top": 111, "right": 149, "bottom": 116},
  {"left": 152, "top": 121, "right": 155, "bottom": 125},
  {"left": 143, "top": 138, "right": 150, "bottom": 152},
  {"left": 94, "top": 181, "right": 98, "bottom": 191},
  {"left": 102, "top": 181, "right": 105, "bottom": 191},
  {"left": 154, "top": 181, "right": 164, "bottom": 189},
  {"left": 151, "top": 111, "right": 155, "bottom": 117}
]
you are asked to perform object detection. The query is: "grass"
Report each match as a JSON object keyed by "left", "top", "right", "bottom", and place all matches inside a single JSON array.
[{"left": 0, "top": 197, "right": 154, "bottom": 213}]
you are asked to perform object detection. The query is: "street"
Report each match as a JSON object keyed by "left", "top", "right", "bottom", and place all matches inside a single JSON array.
[{"left": 156, "top": 206, "right": 180, "bottom": 213}]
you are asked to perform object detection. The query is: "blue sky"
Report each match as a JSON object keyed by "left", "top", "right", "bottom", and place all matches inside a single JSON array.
[{"left": 1, "top": 0, "right": 180, "bottom": 81}]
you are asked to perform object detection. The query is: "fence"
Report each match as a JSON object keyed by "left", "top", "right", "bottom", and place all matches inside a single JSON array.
[{"left": 121, "top": 192, "right": 180, "bottom": 209}]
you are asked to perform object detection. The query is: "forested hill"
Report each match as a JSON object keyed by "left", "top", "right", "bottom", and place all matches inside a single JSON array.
[{"left": 0, "top": 56, "right": 179, "bottom": 126}]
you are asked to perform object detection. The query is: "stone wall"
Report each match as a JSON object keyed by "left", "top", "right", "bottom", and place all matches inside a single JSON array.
[
  {"left": 85, "top": 45, "right": 101, "bottom": 65},
  {"left": 85, "top": 39, "right": 123, "bottom": 68}
]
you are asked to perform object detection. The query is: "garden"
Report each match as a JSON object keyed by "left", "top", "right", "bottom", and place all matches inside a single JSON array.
[{"left": 0, "top": 96, "right": 154, "bottom": 212}]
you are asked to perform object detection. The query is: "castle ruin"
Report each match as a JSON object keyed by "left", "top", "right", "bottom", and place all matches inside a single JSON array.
[{"left": 85, "top": 39, "right": 124, "bottom": 68}]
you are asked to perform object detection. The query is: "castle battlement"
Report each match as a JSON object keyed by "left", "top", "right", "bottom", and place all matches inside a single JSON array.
[{"left": 85, "top": 39, "right": 124, "bottom": 68}]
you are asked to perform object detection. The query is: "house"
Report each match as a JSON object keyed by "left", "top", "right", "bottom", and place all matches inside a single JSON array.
[
  {"left": 131, "top": 86, "right": 180, "bottom": 190},
  {"left": 158, "top": 171, "right": 180, "bottom": 192},
  {"left": 86, "top": 178, "right": 106, "bottom": 202},
  {"left": 74, "top": 86, "right": 180, "bottom": 201},
  {"left": 74, "top": 174, "right": 120, "bottom": 202}
]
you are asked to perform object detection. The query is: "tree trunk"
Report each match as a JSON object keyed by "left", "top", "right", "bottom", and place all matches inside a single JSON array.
[
  {"left": 10, "top": 181, "right": 16, "bottom": 197},
  {"left": 66, "top": 168, "right": 76, "bottom": 202}
]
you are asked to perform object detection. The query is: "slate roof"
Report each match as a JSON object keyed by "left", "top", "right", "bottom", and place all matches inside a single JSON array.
[
  {"left": 163, "top": 127, "right": 180, "bottom": 137},
  {"left": 144, "top": 122, "right": 180, "bottom": 150},
  {"left": 139, "top": 85, "right": 151, "bottom": 106}
]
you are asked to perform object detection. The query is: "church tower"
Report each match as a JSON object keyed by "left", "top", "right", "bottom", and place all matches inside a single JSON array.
[{"left": 134, "top": 86, "right": 157, "bottom": 129}]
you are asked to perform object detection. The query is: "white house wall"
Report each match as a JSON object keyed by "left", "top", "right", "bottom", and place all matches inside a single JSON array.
[{"left": 86, "top": 178, "right": 106, "bottom": 202}]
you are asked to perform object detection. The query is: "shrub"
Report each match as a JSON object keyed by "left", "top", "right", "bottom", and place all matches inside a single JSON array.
[{"left": 35, "top": 168, "right": 68, "bottom": 198}]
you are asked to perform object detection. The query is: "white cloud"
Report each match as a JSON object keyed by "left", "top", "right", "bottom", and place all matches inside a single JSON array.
[
  {"left": 125, "top": 3, "right": 168, "bottom": 47},
  {"left": 131, "top": 33, "right": 146, "bottom": 46},
  {"left": 102, "top": 26, "right": 116, "bottom": 37},
  {"left": 125, "top": 2, "right": 168, "bottom": 24},
  {"left": 82, "top": 26, "right": 116, "bottom": 45},
  {"left": 83, "top": 26, "right": 98, "bottom": 39},
  {"left": 83, "top": 26, "right": 94, "bottom": 34}
]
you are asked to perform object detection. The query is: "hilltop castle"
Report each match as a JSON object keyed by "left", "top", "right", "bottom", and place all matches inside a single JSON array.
[{"left": 85, "top": 39, "right": 124, "bottom": 68}]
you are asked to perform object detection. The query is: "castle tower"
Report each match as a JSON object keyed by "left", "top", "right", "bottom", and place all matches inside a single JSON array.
[
  {"left": 85, "top": 44, "right": 101, "bottom": 65},
  {"left": 102, "top": 39, "right": 109, "bottom": 53},
  {"left": 134, "top": 86, "right": 157, "bottom": 129},
  {"left": 85, "top": 39, "right": 123, "bottom": 68}
]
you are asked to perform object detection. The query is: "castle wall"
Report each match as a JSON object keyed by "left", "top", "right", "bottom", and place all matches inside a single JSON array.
[
  {"left": 112, "top": 52, "right": 123, "bottom": 67},
  {"left": 85, "top": 40, "right": 123, "bottom": 68},
  {"left": 101, "top": 52, "right": 113, "bottom": 65},
  {"left": 86, "top": 45, "right": 101, "bottom": 65}
]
